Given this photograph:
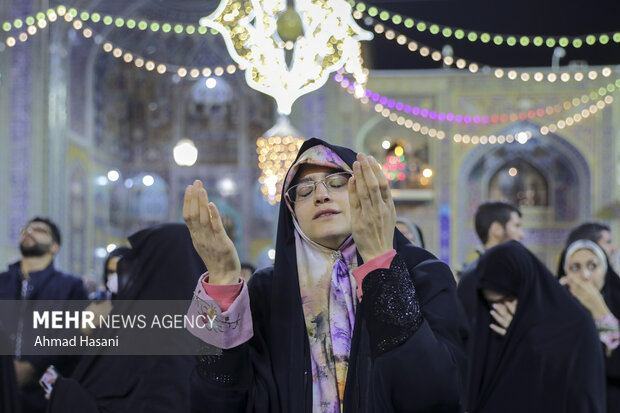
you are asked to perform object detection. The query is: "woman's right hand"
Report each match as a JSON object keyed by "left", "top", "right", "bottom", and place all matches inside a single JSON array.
[{"left": 183, "top": 180, "right": 240, "bottom": 285}]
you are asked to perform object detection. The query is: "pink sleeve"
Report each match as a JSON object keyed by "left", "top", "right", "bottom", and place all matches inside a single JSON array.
[
  {"left": 201, "top": 275, "right": 243, "bottom": 312},
  {"left": 186, "top": 272, "right": 253, "bottom": 349},
  {"left": 352, "top": 250, "right": 397, "bottom": 301}
]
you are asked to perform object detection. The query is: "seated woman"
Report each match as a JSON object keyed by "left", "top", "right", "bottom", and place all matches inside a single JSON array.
[
  {"left": 466, "top": 241, "right": 606, "bottom": 413},
  {"left": 561, "top": 239, "right": 620, "bottom": 411},
  {"left": 45, "top": 223, "right": 205, "bottom": 413},
  {"left": 184, "top": 138, "right": 468, "bottom": 412}
]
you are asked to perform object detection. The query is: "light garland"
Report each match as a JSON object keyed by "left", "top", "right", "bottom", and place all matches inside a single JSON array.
[
  {"left": 334, "top": 73, "right": 620, "bottom": 124},
  {"left": 199, "top": 0, "right": 372, "bottom": 115},
  {"left": 355, "top": 16, "right": 618, "bottom": 83},
  {"left": 337, "top": 75, "right": 615, "bottom": 145},
  {"left": 350, "top": 1, "right": 620, "bottom": 49},
  {"left": 540, "top": 95, "right": 614, "bottom": 135}
]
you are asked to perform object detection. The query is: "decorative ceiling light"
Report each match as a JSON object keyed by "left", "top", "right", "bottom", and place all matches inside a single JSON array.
[
  {"left": 200, "top": 0, "right": 372, "bottom": 114},
  {"left": 256, "top": 116, "right": 304, "bottom": 204}
]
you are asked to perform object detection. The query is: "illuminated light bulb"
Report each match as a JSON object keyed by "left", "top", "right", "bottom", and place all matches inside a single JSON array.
[
  {"left": 205, "top": 77, "right": 217, "bottom": 88},
  {"left": 516, "top": 132, "right": 528, "bottom": 144},
  {"left": 385, "top": 30, "right": 395, "bottom": 40},
  {"left": 397, "top": 116, "right": 405, "bottom": 125},
  {"left": 581, "top": 109, "right": 589, "bottom": 118},
  {"left": 428, "top": 128, "right": 437, "bottom": 137},
  {"left": 422, "top": 168, "right": 433, "bottom": 178},
  {"left": 548, "top": 124, "right": 557, "bottom": 133},
  {"left": 177, "top": 67, "right": 187, "bottom": 77},
  {"left": 27, "top": 25, "right": 37, "bottom": 35},
  {"left": 456, "top": 59, "right": 466, "bottom": 69},
  {"left": 506, "top": 135, "right": 514, "bottom": 143},
  {"left": 443, "top": 56, "right": 454, "bottom": 65},
  {"left": 494, "top": 68, "right": 504, "bottom": 78},
  {"left": 604, "top": 95, "right": 613, "bottom": 104},
  {"left": 173, "top": 139, "right": 199, "bottom": 166},
  {"left": 83, "top": 28, "right": 92, "bottom": 38},
  {"left": 534, "top": 72, "right": 543, "bottom": 82},
  {"left": 574, "top": 114, "right": 582, "bottom": 122},
  {"left": 123, "top": 53, "right": 133, "bottom": 63},
  {"left": 134, "top": 58, "right": 144, "bottom": 68},
  {"left": 396, "top": 35, "right": 407, "bottom": 45},
  {"left": 103, "top": 42, "right": 113, "bottom": 52},
  {"left": 589, "top": 104, "right": 597, "bottom": 113},
  {"left": 190, "top": 68, "right": 200, "bottom": 78},
  {"left": 520, "top": 73, "right": 530, "bottom": 81},
  {"left": 382, "top": 109, "right": 390, "bottom": 117},
  {"left": 557, "top": 120, "right": 566, "bottom": 129},
  {"left": 226, "top": 64, "right": 236, "bottom": 74},
  {"left": 214, "top": 66, "right": 224, "bottom": 76},
  {"left": 548, "top": 73, "right": 557, "bottom": 82},
  {"left": 596, "top": 100, "right": 605, "bottom": 109},
  {"left": 602, "top": 67, "right": 612, "bottom": 77},
  {"left": 382, "top": 140, "right": 391, "bottom": 149},
  {"left": 431, "top": 51, "right": 441, "bottom": 61},
  {"left": 156, "top": 64, "right": 166, "bottom": 74},
  {"left": 507, "top": 70, "right": 517, "bottom": 80},
  {"left": 540, "top": 126, "right": 549, "bottom": 135},
  {"left": 112, "top": 48, "right": 122, "bottom": 58},
  {"left": 479, "top": 136, "right": 488, "bottom": 145},
  {"left": 404, "top": 120, "right": 413, "bottom": 128},
  {"left": 588, "top": 71, "right": 598, "bottom": 80},
  {"left": 560, "top": 73, "right": 570, "bottom": 82},
  {"left": 408, "top": 41, "right": 418, "bottom": 51},
  {"left": 563, "top": 101, "right": 572, "bottom": 110},
  {"left": 437, "top": 131, "right": 446, "bottom": 140},
  {"left": 469, "top": 63, "right": 479, "bottom": 73},
  {"left": 142, "top": 175, "right": 155, "bottom": 187},
  {"left": 107, "top": 170, "right": 120, "bottom": 182},
  {"left": 412, "top": 123, "right": 421, "bottom": 132},
  {"left": 374, "top": 104, "right": 383, "bottom": 112},
  {"left": 202, "top": 68, "right": 212, "bottom": 77},
  {"left": 462, "top": 135, "right": 471, "bottom": 144},
  {"left": 73, "top": 20, "right": 82, "bottom": 30},
  {"left": 566, "top": 117, "right": 574, "bottom": 126},
  {"left": 419, "top": 47, "right": 429, "bottom": 56},
  {"left": 394, "top": 146, "right": 404, "bottom": 156},
  {"left": 420, "top": 126, "right": 429, "bottom": 135},
  {"left": 497, "top": 136, "right": 506, "bottom": 144},
  {"left": 509, "top": 168, "right": 518, "bottom": 177},
  {"left": 453, "top": 134, "right": 462, "bottom": 143},
  {"left": 374, "top": 24, "right": 384, "bottom": 34},
  {"left": 471, "top": 136, "right": 479, "bottom": 144},
  {"left": 145, "top": 61, "right": 155, "bottom": 71},
  {"left": 389, "top": 113, "right": 398, "bottom": 121},
  {"left": 489, "top": 135, "right": 497, "bottom": 144},
  {"left": 574, "top": 72, "right": 584, "bottom": 81}
]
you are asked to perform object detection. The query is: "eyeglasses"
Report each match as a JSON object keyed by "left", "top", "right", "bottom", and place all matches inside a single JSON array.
[
  {"left": 21, "top": 225, "right": 52, "bottom": 236},
  {"left": 285, "top": 172, "right": 352, "bottom": 203}
]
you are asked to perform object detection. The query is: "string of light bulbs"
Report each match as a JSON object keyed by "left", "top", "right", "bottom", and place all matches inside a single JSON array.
[
  {"left": 355, "top": 15, "right": 619, "bottom": 84},
  {"left": 334, "top": 72, "right": 620, "bottom": 125},
  {"left": 350, "top": 1, "right": 620, "bottom": 49},
  {"left": 337, "top": 74, "right": 615, "bottom": 145}
]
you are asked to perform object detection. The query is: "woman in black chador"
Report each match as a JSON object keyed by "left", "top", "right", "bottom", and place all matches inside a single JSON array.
[
  {"left": 46, "top": 223, "right": 205, "bottom": 413},
  {"left": 465, "top": 241, "right": 606, "bottom": 413},
  {"left": 185, "top": 138, "right": 468, "bottom": 412}
]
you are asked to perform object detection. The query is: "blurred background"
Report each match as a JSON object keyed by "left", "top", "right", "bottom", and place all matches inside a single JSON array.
[{"left": 1, "top": 0, "right": 619, "bottom": 283}]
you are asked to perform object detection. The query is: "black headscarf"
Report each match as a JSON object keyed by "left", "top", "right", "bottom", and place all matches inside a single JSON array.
[
  {"left": 47, "top": 223, "right": 205, "bottom": 413},
  {"left": 467, "top": 241, "right": 606, "bottom": 413}
]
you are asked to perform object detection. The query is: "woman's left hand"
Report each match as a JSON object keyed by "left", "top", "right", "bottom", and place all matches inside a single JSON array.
[
  {"left": 348, "top": 153, "right": 396, "bottom": 262},
  {"left": 560, "top": 276, "right": 611, "bottom": 319}
]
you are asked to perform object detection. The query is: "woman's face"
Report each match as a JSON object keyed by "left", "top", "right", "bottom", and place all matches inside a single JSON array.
[
  {"left": 566, "top": 249, "right": 606, "bottom": 290},
  {"left": 292, "top": 165, "right": 352, "bottom": 250}
]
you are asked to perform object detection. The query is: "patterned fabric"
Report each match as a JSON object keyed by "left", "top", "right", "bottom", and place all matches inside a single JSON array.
[
  {"left": 595, "top": 313, "right": 620, "bottom": 356},
  {"left": 285, "top": 144, "right": 357, "bottom": 412}
]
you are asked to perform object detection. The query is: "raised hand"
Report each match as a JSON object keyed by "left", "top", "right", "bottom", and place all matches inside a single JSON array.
[
  {"left": 183, "top": 180, "right": 240, "bottom": 285},
  {"left": 489, "top": 299, "right": 517, "bottom": 336},
  {"left": 560, "top": 276, "right": 611, "bottom": 319},
  {"left": 348, "top": 153, "right": 397, "bottom": 262}
]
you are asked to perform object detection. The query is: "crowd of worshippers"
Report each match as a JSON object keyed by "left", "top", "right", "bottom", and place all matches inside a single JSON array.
[{"left": 1, "top": 139, "right": 619, "bottom": 413}]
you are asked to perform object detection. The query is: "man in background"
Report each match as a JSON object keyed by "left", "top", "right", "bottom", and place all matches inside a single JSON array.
[{"left": 0, "top": 217, "right": 87, "bottom": 413}]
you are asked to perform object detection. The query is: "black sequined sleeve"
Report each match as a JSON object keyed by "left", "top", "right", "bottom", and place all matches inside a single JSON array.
[{"left": 361, "top": 253, "right": 423, "bottom": 358}]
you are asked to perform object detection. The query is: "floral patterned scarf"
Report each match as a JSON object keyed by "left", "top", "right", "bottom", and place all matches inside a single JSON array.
[{"left": 284, "top": 145, "right": 358, "bottom": 412}]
